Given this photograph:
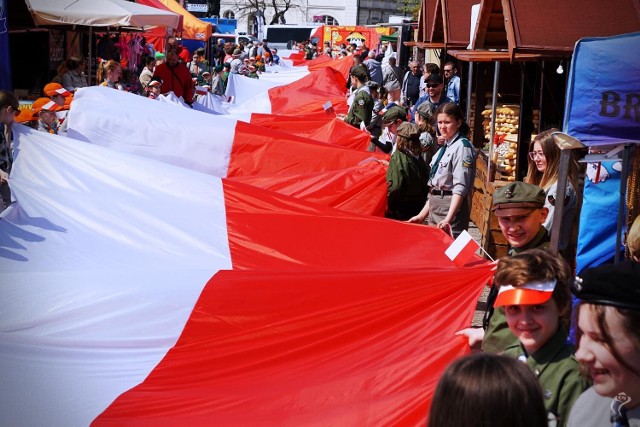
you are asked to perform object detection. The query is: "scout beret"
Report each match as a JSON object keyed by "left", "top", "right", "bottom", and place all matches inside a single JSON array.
[
  {"left": 382, "top": 106, "right": 407, "bottom": 124},
  {"left": 415, "top": 102, "right": 435, "bottom": 121},
  {"left": 572, "top": 261, "right": 640, "bottom": 310},
  {"left": 396, "top": 122, "right": 421, "bottom": 140},
  {"left": 350, "top": 66, "right": 368, "bottom": 81},
  {"left": 492, "top": 182, "right": 546, "bottom": 214}
]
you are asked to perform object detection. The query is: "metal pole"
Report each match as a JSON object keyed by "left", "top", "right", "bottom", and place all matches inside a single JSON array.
[
  {"left": 615, "top": 145, "right": 631, "bottom": 264},
  {"left": 465, "top": 61, "right": 473, "bottom": 122},
  {"left": 487, "top": 60, "right": 500, "bottom": 187},
  {"left": 549, "top": 149, "right": 570, "bottom": 254},
  {"left": 88, "top": 27, "right": 92, "bottom": 86}
]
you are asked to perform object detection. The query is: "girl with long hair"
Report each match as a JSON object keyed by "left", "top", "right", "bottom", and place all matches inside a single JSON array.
[{"left": 524, "top": 129, "right": 581, "bottom": 252}]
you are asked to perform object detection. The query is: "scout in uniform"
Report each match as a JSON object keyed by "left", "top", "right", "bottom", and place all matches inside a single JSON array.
[
  {"left": 568, "top": 261, "right": 640, "bottom": 427},
  {"left": 408, "top": 102, "right": 475, "bottom": 238},
  {"left": 495, "top": 249, "right": 587, "bottom": 427},
  {"left": 341, "top": 67, "right": 374, "bottom": 130},
  {"left": 385, "top": 122, "right": 429, "bottom": 220},
  {"left": 482, "top": 182, "right": 551, "bottom": 353},
  {"left": 371, "top": 105, "right": 407, "bottom": 153}
]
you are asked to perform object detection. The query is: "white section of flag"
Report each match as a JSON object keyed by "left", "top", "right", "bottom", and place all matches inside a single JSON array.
[{"left": 68, "top": 87, "right": 236, "bottom": 177}]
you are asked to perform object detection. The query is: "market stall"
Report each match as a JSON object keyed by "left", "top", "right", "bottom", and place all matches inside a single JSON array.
[
  {"left": 437, "top": 0, "right": 640, "bottom": 258},
  {"left": 21, "top": 0, "right": 181, "bottom": 87}
]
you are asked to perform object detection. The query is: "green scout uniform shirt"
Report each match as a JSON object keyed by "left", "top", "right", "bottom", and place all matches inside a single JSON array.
[
  {"left": 503, "top": 328, "right": 588, "bottom": 427},
  {"left": 482, "top": 227, "right": 550, "bottom": 354},
  {"left": 386, "top": 149, "right": 428, "bottom": 220},
  {"left": 344, "top": 87, "right": 374, "bottom": 129}
]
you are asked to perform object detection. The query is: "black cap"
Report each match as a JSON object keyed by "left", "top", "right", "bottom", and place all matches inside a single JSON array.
[
  {"left": 425, "top": 74, "right": 443, "bottom": 85},
  {"left": 572, "top": 261, "right": 640, "bottom": 310}
]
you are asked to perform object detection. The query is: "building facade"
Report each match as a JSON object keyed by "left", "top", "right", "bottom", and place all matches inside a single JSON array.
[{"left": 216, "top": 0, "right": 403, "bottom": 36}]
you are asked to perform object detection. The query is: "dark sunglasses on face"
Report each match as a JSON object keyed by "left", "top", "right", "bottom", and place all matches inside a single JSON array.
[{"left": 426, "top": 84, "right": 440, "bottom": 88}]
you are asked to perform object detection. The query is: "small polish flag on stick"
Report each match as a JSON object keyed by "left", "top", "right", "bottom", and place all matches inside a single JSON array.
[
  {"left": 445, "top": 230, "right": 483, "bottom": 267},
  {"left": 323, "top": 100, "right": 336, "bottom": 116}
]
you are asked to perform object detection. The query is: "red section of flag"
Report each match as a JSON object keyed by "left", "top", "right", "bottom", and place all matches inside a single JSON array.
[
  {"left": 250, "top": 112, "right": 371, "bottom": 151},
  {"left": 227, "top": 121, "right": 386, "bottom": 178},
  {"left": 231, "top": 161, "right": 388, "bottom": 216},
  {"left": 221, "top": 180, "right": 460, "bottom": 271},
  {"left": 307, "top": 54, "right": 354, "bottom": 79}
]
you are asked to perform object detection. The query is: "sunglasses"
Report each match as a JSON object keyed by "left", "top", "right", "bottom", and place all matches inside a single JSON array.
[
  {"left": 426, "top": 84, "right": 440, "bottom": 88},
  {"left": 528, "top": 151, "right": 545, "bottom": 160},
  {"left": 6, "top": 106, "right": 20, "bottom": 117}
]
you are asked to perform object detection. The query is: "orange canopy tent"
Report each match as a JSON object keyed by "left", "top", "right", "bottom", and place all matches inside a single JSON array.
[
  {"left": 154, "top": 0, "right": 211, "bottom": 41},
  {"left": 136, "top": 0, "right": 183, "bottom": 53}
]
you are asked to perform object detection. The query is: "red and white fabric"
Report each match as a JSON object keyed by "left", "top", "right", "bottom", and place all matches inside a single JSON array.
[{"left": 0, "top": 126, "right": 494, "bottom": 425}]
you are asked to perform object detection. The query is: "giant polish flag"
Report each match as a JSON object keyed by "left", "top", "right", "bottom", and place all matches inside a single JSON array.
[{"left": 1, "top": 126, "right": 493, "bottom": 426}]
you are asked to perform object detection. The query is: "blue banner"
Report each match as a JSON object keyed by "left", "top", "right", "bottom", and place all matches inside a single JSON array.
[
  {"left": 575, "top": 161, "right": 624, "bottom": 274},
  {"left": 0, "top": 0, "right": 11, "bottom": 91},
  {"left": 563, "top": 32, "right": 640, "bottom": 146}
]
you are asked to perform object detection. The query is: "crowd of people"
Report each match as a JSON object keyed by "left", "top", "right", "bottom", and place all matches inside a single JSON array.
[
  {"left": 335, "top": 44, "right": 640, "bottom": 426},
  {"left": 2, "top": 35, "right": 639, "bottom": 426}
]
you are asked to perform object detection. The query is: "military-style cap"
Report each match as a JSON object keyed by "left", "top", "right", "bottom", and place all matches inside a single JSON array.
[
  {"left": 492, "top": 182, "right": 546, "bottom": 217},
  {"left": 396, "top": 122, "right": 421, "bottom": 140},
  {"left": 415, "top": 102, "right": 435, "bottom": 121},
  {"left": 350, "top": 66, "right": 368, "bottom": 81},
  {"left": 382, "top": 105, "right": 407, "bottom": 125},
  {"left": 572, "top": 261, "right": 640, "bottom": 310}
]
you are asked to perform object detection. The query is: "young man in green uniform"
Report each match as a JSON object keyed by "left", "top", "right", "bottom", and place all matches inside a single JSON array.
[
  {"left": 495, "top": 249, "right": 587, "bottom": 426},
  {"left": 456, "top": 182, "right": 551, "bottom": 352},
  {"left": 341, "top": 67, "right": 374, "bottom": 130}
]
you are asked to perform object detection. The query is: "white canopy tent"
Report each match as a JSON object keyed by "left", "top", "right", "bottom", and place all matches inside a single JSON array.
[{"left": 24, "top": 0, "right": 181, "bottom": 30}]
